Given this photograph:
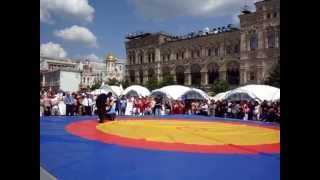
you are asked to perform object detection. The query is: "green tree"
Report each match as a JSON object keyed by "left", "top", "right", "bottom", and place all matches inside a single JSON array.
[
  {"left": 108, "top": 78, "right": 119, "bottom": 86},
  {"left": 265, "top": 60, "right": 280, "bottom": 88},
  {"left": 159, "top": 74, "right": 175, "bottom": 88},
  {"left": 211, "top": 80, "right": 230, "bottom": 95},
  {"left": 121, "top": 79, "right": 130, "bottom": 89},
  {"left": 146, "top": 76, "right": 159, "bottom": 91},
  {"left": 90, "top": 82, "right": 101, "bottom": 91}
]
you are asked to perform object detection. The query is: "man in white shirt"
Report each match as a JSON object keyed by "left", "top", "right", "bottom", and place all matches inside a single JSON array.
[{"left": 82, "top": 94, "right": 93, "bottom": 115}]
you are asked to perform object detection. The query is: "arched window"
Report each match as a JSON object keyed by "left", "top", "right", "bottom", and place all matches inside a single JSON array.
[
  {"left": 148, "top": 54, "right": 151, "bottom": 63},
  {"left": 250, "top": 71, "right": 255, "bottom": 81},
  {"left": 196, "top": 50, "right": 200, "bottom": 57},
  {"left": 226, "top": 46, "right": 232, "bottom": 55},
  {"left": 207, "top": 48, "right": 212, "bottom": 56},
  {"left": 148, "top": 69, "right": 155, "bottom": 80},
  {"left": 234, "top": 44, "right": 240, "bottom": 54},
  {"left": 250, "top": 32, "right": 258, "bottom": 50},
  {"left": 129, "top": 70, "right": 135, "bottom": 82},
  {"left": 207, "top": 63, "right": 219, "bottom": 84},
  {"left": 139, "top": 70, "right": 144, "bottom": 84},
  {"left": 176, "top": 66, "right": 185, "bottom": 85},
  {"left": 267, "top": 31, "right": 275, "bottom": 48},
  {"left": 227, "top": 62, "right": 240, "bottom": 85},
  {"left": 162, "top": 67, "right": 170, "bottom": 77},
  {"left": 191, "top": 64, "right": 201, "bottom": 86},
  {"left": 138, "top": 53, "right": 143, "bottom": 64},
  {"left": 152, "top": 53, "right": 155, "bottom": 62},
  {"left": 215, "top": 47, "right": 219, "bottom": 56},
  {"left": 162, "top": 55, "right": 165, "bottom": 62}
]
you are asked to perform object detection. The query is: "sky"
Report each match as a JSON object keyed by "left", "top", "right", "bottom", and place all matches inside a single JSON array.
[{"left": 40, "top": 0, "right": 258, "bottom": 62}]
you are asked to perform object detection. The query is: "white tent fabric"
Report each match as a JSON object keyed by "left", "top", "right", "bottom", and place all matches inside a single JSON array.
[
  {"left": 271, "top": 91, "right": 280, "bottom": 101},
  {"left": 110, "top": 85, "right": 123, "bottom": 97},
  {"left": 225, "top": 84, "right": 280, "bottom": 102},
  {"left": 151, "top": 85, "right": 191, "bottom": 100},
  {"left": 90, "top": 89, "right": 110, "bottom": 95},
  {"left": 181, "top": 88, "right": 210, "bottom": 101},
  {"left": 212, "top": 91, "right": 229, "bottom": 101},
  {"left": 122, "top": 85, "right": 150, "bottom": 97}
]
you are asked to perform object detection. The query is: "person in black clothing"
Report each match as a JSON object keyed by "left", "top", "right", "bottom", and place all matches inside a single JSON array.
[
  {"left": 154, "top": 96, "right": 162, "bottom": 116},
  {"left": 96, "top": 92, "right": 110, "bottom": 123}
]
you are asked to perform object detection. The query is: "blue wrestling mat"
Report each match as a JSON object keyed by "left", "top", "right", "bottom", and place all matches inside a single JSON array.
[{"left": 40, "top": 115, "right": 280, "bottom": 180}]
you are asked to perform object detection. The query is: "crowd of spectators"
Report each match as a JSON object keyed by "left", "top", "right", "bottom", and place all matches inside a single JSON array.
[{"left": 40, "top": 90, "right": 280, "bottom": 123}]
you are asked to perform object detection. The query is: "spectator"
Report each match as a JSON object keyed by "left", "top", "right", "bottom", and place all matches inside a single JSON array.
[
  {"left": 82, "top": 94, "right": 93, "bottom": 115},
  {"left": 64, "top": 92, "right": 75, "bottom": 116}
]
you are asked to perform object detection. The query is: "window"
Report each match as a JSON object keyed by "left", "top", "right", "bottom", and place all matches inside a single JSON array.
[
  {"left": 267, "top": 31, "right": 275, "bottom": 48},
  {"left": 267, "top": 13, "right": 271, "bottom": 19},
  {"left": 176, "top": 53, "right": 179, "bottom": 60},
  {"left": 226, "top": 46, "right": 232, "bottom": 55},
  {"left": 215, "top": 48, "right": 219, "bottom": 56},
  {"left": 152, "top": 53, "right": 155, "bottom": 62},
  {"left": 140, "top": 55, "right": 143, "bottom": 64},
  {"left": 148, "top": 54, "right": 151, "bottom": 63},
  {"left": 273, "top": 12, "right": 277, "bottom": 18},
  {"left": 234, "top": 44, "right": 240, "bottom": 54},
  {"left": 250, "top": 32, "right": 258, "bottom": 50},
  {"left": 207, "top": 48, "right": 212, "bottom": 56},
  {"left": 250, "top": 72, "right": 255, "bottom": 81},
  {"left": 181, "top": 52, "right": 184, "bottom": 59},
  {"left": 196, "top": 50, "right": 200, "bottom": 57},
  {"left": 167, "top": 54, "right": 170, "bottom": 61}
]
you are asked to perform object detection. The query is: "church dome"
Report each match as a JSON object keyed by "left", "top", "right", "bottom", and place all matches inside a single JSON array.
[{"left": 106, "top": 52, "right": 116, "bottom": 61}]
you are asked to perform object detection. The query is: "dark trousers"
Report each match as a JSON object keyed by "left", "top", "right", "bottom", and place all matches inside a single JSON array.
[
  {"left": 66, "top": 104, "right": 74, "bottom": 116},
  {"left": 44, "top": 106, "right": 51, "bottom": 116},
  {"left": 97, "top": 109, "right": 105, "bottom": 123},
  {"left": 84, "top": 106, "right": 92, "bottom": 115},
  {"left": 105, "top": 113, "right": 116, "bottom": 121},
  {"left": 120, "top": 107, "right": 126, "bottom": 115}
]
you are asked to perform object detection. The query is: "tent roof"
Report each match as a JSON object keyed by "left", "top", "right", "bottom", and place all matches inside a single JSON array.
[
  {"left": 181, "top": 88, "right": 210, "bottom": 101},
  {"left": 151, "top": 85, "right": 190, "bottom": 100},
  {"left": 122, "top": 85, "right": 150, "bottom": 97},
  {"left": 110, "top": 85, "right": 123, "bottom": 97},
  {"left": 225, "top": 84, "right": 280, "bottom": 102},
  {"left": 212, "top": 91, "right": 229, "bottom": 101}
]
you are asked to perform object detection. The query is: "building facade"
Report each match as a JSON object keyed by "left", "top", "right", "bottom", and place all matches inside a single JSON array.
[
  {"left": 42, "top": 69, "right": 81, "bottom": 92},
  {"left": 239, "top": 0, "right": 280, "bottom": 85},
  {"left": 40, "top": 53, "right": 126, "bottom": 91},
  {"left": 125, "top": 0, "right": 279, "bottom": 89},
  {"left": 105, "top": 53, "right": 126, "bottom": 82}
]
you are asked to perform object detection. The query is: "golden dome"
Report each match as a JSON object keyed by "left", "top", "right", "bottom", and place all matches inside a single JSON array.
[{"left": 106, "top": 52, "right": 116, "bottom": 61}]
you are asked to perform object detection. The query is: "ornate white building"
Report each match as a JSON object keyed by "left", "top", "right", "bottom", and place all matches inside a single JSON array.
[
  {"left": 40, "top": 53, "right": 126, "bottom": 91},
  {"left": 105, "top": 53, "right": 125, "bottom": 82}
]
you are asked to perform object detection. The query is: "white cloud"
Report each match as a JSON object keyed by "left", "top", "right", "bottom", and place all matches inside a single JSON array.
[
  {"left": 40, "top": 0, "right": 94, "bottom": 24},
  {"left": 131, "top": 0, "right": 257, "bottom": 22},
  {"left": 84, "top": 53, "right": 100, "bottom": 61},
  {"left": 54, "top": 25, "right": 98, "bottom": 47},
  {"left": 40, "top": 42, "right": 67, "bottom": 58}
]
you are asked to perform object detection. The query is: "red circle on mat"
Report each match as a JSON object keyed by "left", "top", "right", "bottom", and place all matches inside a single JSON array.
[{"left": 65, "top": 119, "right": 280, "bottom": 154}]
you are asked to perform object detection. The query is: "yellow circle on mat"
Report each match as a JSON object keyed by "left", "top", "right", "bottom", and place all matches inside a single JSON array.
[{"left": 97, "top": 120, "right": 279, "bottom": 146}]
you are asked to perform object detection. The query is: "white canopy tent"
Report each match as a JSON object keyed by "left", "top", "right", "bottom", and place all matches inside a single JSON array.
[
  {"left": 212, "top": 91, "right": 230, "bottom": 101},
  {"left": 151, "top": 85, "right": 191, "bottom": 100},
  {"left": 225, "top": 84, "right": 280, "bottom": 103},
  {"left": 90, "top": 89, "right": 110, "bottom": 96},
  {"left": 180, "top": 88, "right": 210, "bottom": 101},
  {"left": 110, "top": 85, "right": 124, "bottom": 97},
  {"left": 122, "top": 85, "right": 150, "bottom": 97}
]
